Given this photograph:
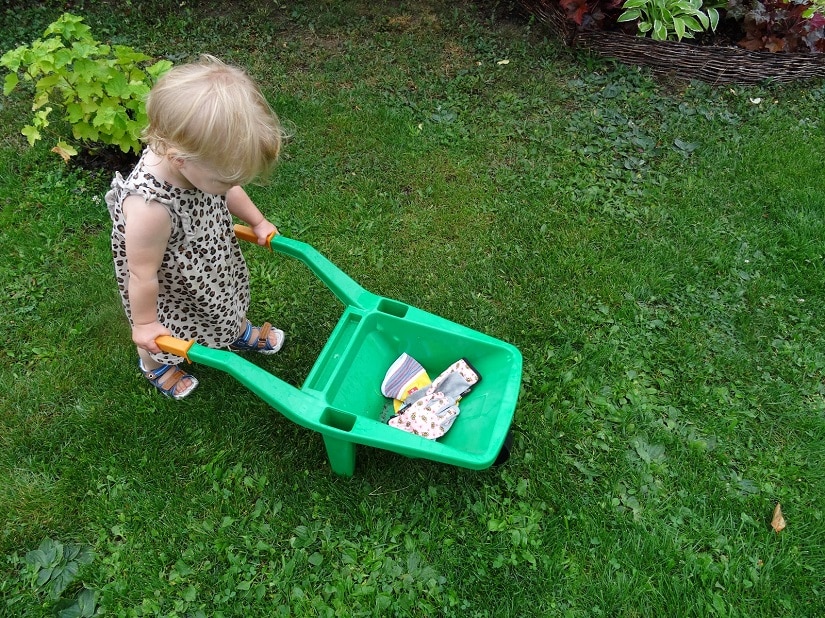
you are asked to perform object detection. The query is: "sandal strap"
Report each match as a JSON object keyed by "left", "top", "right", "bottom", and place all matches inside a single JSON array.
[
  {"left": 143, "top": 363, "right": 172, "bottom": 381},
  {"left": 157, "top": 367, "right": 186, "bottom": 392},
  {"left": 141, "top": 362, "right": 194, "bottom": 398},
  {"left": 232, "top": 321, "right": 254, "bottom": 347},
  {"left": 230, "top": 320, "right": 283, "bottom": 354},
  {"left": 256, "top": 322, "right": 271, "bottom": 349},
  {"left": 238, "top": 321, "right": 253, "bottom": 345}
]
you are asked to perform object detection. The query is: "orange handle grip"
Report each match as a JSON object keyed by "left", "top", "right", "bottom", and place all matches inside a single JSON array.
[
  {"left": 233, "top": 224, "right": 277, "bottom": 248},
  {"left": 156, "top": 335, "right": 196, "bottom": 361}
]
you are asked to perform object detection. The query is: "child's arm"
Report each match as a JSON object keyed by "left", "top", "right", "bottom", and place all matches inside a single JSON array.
[
  {"left": 123, "top": 196, "right": 173, "bottom": 354},
  {"left": 226, "top": 186, "right": 278, "bottom": 245}
]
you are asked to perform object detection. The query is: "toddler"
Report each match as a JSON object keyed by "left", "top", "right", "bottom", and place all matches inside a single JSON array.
[{"left": 106, "top": 55, "right": 285, "bottom": 399}]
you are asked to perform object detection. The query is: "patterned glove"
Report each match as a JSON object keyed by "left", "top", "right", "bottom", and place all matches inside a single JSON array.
[{"left": 388, "top": 359, "right": 480, "bottom": 439}]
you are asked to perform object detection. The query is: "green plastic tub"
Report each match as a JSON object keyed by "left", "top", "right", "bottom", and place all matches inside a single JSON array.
[{"left": 158, "top": 225, "right": 522, "bottom": 476}]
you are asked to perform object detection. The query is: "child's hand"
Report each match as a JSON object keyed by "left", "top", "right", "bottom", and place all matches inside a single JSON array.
[
  {"left": 252, "top": 219, "right": 279, "bottom": 245},
  {"left": 132, "top": 321, "right": 172, "bottom": 355}
]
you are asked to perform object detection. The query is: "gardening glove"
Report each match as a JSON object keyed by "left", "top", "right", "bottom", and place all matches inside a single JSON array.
[
  {"left": 381, "top": 353, "right": 432, "bottom": 412},
  {"left": 388, "top": 391, "right": 460, "bottom": 439},
  {"left": 388, "top": 359, "right": 481, "bottom": 440},
  {"left": 425, "top": 358, "right": 481, "bottom": 402}
]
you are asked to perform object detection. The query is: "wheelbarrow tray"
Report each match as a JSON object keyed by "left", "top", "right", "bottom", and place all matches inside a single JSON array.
[{"left": 160, "top": 226, "right": 522, "bottom": 476}]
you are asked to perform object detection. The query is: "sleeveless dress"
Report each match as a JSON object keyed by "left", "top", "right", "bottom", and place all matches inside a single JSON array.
[{"left": 105, "top": 150, "right": 250, "bottom": 365}]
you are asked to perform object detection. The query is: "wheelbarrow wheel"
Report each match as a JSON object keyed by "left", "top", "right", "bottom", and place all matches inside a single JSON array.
[{"left": 493, "top": 430, "right": 514, "bottom": 467}]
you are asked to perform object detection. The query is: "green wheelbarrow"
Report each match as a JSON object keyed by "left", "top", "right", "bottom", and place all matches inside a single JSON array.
[{"left": 157, "top": 225, "right": 522, "bottom": 477}]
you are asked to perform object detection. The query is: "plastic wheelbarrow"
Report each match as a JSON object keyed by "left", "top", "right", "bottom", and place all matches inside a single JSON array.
[{"left": 157, "top": 225, "right": 522, "bottom": 476}]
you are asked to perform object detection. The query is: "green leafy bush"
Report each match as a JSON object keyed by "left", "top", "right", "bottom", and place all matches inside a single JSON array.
[{"left": 0, "top": 13, "right": 172, "bottom": 160}]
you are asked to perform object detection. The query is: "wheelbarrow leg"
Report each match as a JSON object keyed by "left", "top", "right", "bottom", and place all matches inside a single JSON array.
[{"left": 322, "top": 434, "right": 357, "bottom": 477}]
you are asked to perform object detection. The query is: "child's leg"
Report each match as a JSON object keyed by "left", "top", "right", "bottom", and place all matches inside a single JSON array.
[{"left": 139, "top": 347, "right": 198, "bottom": 399}]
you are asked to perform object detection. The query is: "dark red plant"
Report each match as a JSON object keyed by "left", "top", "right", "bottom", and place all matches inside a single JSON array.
[
  {"left": 557, "top": 0, "right": 626, "bottom": 30},
  {"left": 739, "top": 1, "right": 825, "bottom": 53}
]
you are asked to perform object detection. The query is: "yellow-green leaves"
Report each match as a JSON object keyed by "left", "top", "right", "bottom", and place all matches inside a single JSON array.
[
  {"left": 3, "top": 71, "right": 18, "bottom": 96},
  {"left": 0, "top": 12, "right": 172, "bottom": 161}
]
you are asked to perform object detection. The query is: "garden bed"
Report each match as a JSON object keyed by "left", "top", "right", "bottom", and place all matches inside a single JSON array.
[{"left": 520, "top": 0, "right": 825, "bottom": 84}]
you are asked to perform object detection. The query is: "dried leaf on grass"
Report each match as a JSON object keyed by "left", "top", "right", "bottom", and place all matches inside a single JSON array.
[
  {"left": 771, "top": 503, "right": 786, "bottom": 533},
  {"left": 51, "top": 142, "right": 77, "bottom": 162}
]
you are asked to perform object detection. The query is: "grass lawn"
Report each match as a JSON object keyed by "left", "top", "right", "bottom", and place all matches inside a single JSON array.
[{"left": 1, "top": 1, "right": 824, "bottom": 616}]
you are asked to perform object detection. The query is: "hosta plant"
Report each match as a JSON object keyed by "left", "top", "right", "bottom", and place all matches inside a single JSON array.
[
  {"left": 0, "top": 13, "right": 172, "bottom": 161},
  {"left": 617, "top": 0, "right": 722, "bottom": 41}
]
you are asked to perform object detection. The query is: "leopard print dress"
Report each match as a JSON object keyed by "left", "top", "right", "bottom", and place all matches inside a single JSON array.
[{"left": 105, "top": 151, "right": 250, "bottom": 365}]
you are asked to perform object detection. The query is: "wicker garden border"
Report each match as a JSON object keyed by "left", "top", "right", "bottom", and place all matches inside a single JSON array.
[{"left": 519, "top": 0, "right": 825, "bottom": 84}]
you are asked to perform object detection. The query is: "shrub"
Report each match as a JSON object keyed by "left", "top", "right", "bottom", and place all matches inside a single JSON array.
[{"left": 0, "top": 13, "right": 172, "bottom": 161}]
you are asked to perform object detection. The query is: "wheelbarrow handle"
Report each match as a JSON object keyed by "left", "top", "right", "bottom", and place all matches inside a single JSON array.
[
  {"left": 156, "top": 335, "right": 196, "bottom": 360},
  {"left": 233, "top": 224, "right": 278, "bottom": 247},
  {"left": 154, "top": 334, "right": 331, "bottom": 432},
  {"left": 234, "top": 224, "right": 372, "bottom": 310}
]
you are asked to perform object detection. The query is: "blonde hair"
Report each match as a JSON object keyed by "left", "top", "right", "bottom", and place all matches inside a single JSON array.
[{"left": 143, "top": 55, "right": 283, "bottom": 185}]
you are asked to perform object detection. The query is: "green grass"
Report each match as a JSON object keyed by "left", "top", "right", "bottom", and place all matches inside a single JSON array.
[{"left": 1, "top": 1, "right": 824, "bottom": 616}]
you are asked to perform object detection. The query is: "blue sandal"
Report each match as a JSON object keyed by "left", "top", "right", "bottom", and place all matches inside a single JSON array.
[
  {"left": 230, "top": 321, "right": 284, "bottom": 355},
  {"left": 140, "top": 360, "right": 198, "bottom": 399}
]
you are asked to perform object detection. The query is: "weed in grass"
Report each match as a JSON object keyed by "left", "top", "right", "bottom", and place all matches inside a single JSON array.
[{"left": 2, "top": 537, "right": 97, "bottom": 616}]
